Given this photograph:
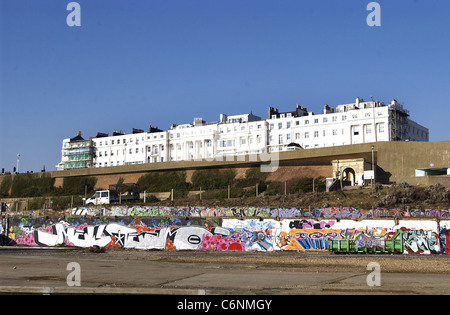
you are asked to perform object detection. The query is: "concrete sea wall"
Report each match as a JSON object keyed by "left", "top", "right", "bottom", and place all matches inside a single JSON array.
[{"left": 4, "top": 211, "right": 450, "bottom": 254}]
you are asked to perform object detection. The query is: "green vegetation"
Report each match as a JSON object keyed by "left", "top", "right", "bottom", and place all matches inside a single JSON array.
[
  {"left": 0, "top": 175, "right": 12, "bottom": 197},
  {"left": 2, "top": 166, "right": 449, "bottom": 211},
  {"left": 10, "top": 173, "right": 55, "bottom": 197},
  {"left": 137, "top": 171, "right": 189, "bottom": 198},
  {"left": 60, "top": 176, "right": 97, "bottom": 196},
  {"left": 0, "top": 173, "right": 97, "bottom": 198},
  {"left": 191, "top": 168, "right": 236, "bottom": 190}
]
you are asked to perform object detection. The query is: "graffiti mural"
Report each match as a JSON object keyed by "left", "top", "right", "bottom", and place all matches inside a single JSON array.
[
  {"left": 221, "top": 219, "right": 280, "bottom": 251},
  {"left": 401, "top": 228, "right": 439, "bottom": 254},
  {"left": 61, "top": 206, "right": 450, "bottom": 219},
  {"left": 280, "top": 229, "right": 339, "bottom": 251},
  {"left": 4, "top": 216, "right": 449, "bottom": 254},
  {"left": 439, "top": 228, "right": 450, "bottom": 253}
]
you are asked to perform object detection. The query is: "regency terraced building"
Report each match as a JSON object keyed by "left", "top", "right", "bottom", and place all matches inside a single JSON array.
[{"left": 57, "top": 97, "right": 429, "bottom": 174}]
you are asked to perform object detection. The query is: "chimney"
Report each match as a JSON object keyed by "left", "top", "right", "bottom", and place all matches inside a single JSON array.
[{"left": 77, "top": 131, "right": 81, "bottom": 136}]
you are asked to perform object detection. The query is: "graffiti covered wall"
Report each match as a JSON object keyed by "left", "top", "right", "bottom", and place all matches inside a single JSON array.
[
  {"left": 5, "top": 215, "right": 450, "bottom": 254},
  {"left": 69, "top": 205, "right": 450, "bottom": 219}
]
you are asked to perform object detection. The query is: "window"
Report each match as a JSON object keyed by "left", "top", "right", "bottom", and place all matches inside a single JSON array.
[
  {"left": 295, "top": 133, "right": 300, "bottom": 139},
  {"left": 270, "top": 124, "right": 274, "bottom": 130},
  {"left": 332, "top": 116, "right": 337, "bottom": 122},
  {"left": 323, "top": 117, "right": 328, "bottom": 123},
  {"left": 366, "top": 125, "right": 372, "bottom": 134},
  {"left": 278, "top": 134, "right": 283, "bottom": 144},
  {"left": 314, "top": 119, "right": 318, "bottom": 124},
  {"left": 278, "top": 123, "right": 282, "bottom": 129},
  {"left": 342, "top": 115, "right": 347, "bottom": 121},
  {"left": 219, "top": 140, "right": 236, "bottom": 147},
  {"left": 305, "top": 120, "right": 309, "bottom": 125},
  {"left": 332, "top": 129, "right": 337, "bottom": 136},
  {"left": 287, "top": 122, "right": 291, "bottom": 128},
  {"left": 305, "top": 132, "right": 309, "bottom": 138},
  {"left": 314, "top": 131, "right": 319, "bottom": 138},
  {"left": 286, "top": 134, "right": 291, "bottom": 140},
  {"left": 378, "top": 124, "right": 385, "bottom": 133},
  {"left": 296, "top": 121, "right": 300, "bottom": 125}
]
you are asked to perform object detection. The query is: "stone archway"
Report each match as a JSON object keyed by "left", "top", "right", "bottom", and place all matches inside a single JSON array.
[
  {"left": 332, "top": 158, "right": 369, "bottom": 187},
  {"left": 342, "top": 167, "right": 356, "bottom": 186}
]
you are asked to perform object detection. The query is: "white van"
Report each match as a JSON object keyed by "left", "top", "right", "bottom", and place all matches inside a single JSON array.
[{"left": 84, "top": 190, "right": 114, "bottom": 205}]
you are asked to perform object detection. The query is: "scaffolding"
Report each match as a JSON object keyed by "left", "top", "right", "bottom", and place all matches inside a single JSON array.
[
  {"left": 62, "top": 139, "right": 94, "bottom": 170},
  {"left": 388, "top": 100, "right": 409, "bottom": 141}
]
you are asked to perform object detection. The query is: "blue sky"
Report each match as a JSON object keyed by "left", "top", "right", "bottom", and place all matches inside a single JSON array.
[{"left": 1, "top": 0, "right": 449, "bottom": 172}]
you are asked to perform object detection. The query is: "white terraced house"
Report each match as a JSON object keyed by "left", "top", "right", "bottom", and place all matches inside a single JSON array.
[{"left": 57, "top": 98, "right": 429, "bottom": 170}]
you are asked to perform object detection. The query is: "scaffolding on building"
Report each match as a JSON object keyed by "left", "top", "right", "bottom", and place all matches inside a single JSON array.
[
  {"left": 62, "top": 132, "right": 94, "bottom": 170},
  {"left": 388, "top": 100, "right": 409, "bottom": 141}
]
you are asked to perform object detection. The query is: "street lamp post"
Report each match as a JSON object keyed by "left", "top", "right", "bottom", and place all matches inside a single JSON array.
[
  {"left": 16, "top": 154, "right": 20, "bottom": 174},
  {"left": 371, "top": 145, "right": 375, "bottom": 187}
]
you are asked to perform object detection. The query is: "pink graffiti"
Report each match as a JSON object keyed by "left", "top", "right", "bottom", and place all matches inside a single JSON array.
[{"left": 201, "top": 234, "right": 244, "bottom": 251}]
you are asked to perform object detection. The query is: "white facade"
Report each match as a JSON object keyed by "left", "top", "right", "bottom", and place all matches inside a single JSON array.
[{"left": 57, "top": 98, "right": 429, "bottom": 170}]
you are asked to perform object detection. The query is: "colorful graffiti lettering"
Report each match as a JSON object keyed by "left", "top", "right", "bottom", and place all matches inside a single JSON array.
[
  {"left": 281, "top": 229, "right": 340, "bottom": 251},
  {"left": 401, "top": 228, "right": 439, "bottom": 254},
  {"left": 5, "top": 217, "right": 450, "bottom": 254},
  {"left": 439, "top": 228, "right": 450, "bottom": 253}
]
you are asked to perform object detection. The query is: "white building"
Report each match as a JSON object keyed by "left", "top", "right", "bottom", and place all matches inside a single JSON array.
[{"left": 56, "top": 98, "right": 429, "bottom": 170}]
